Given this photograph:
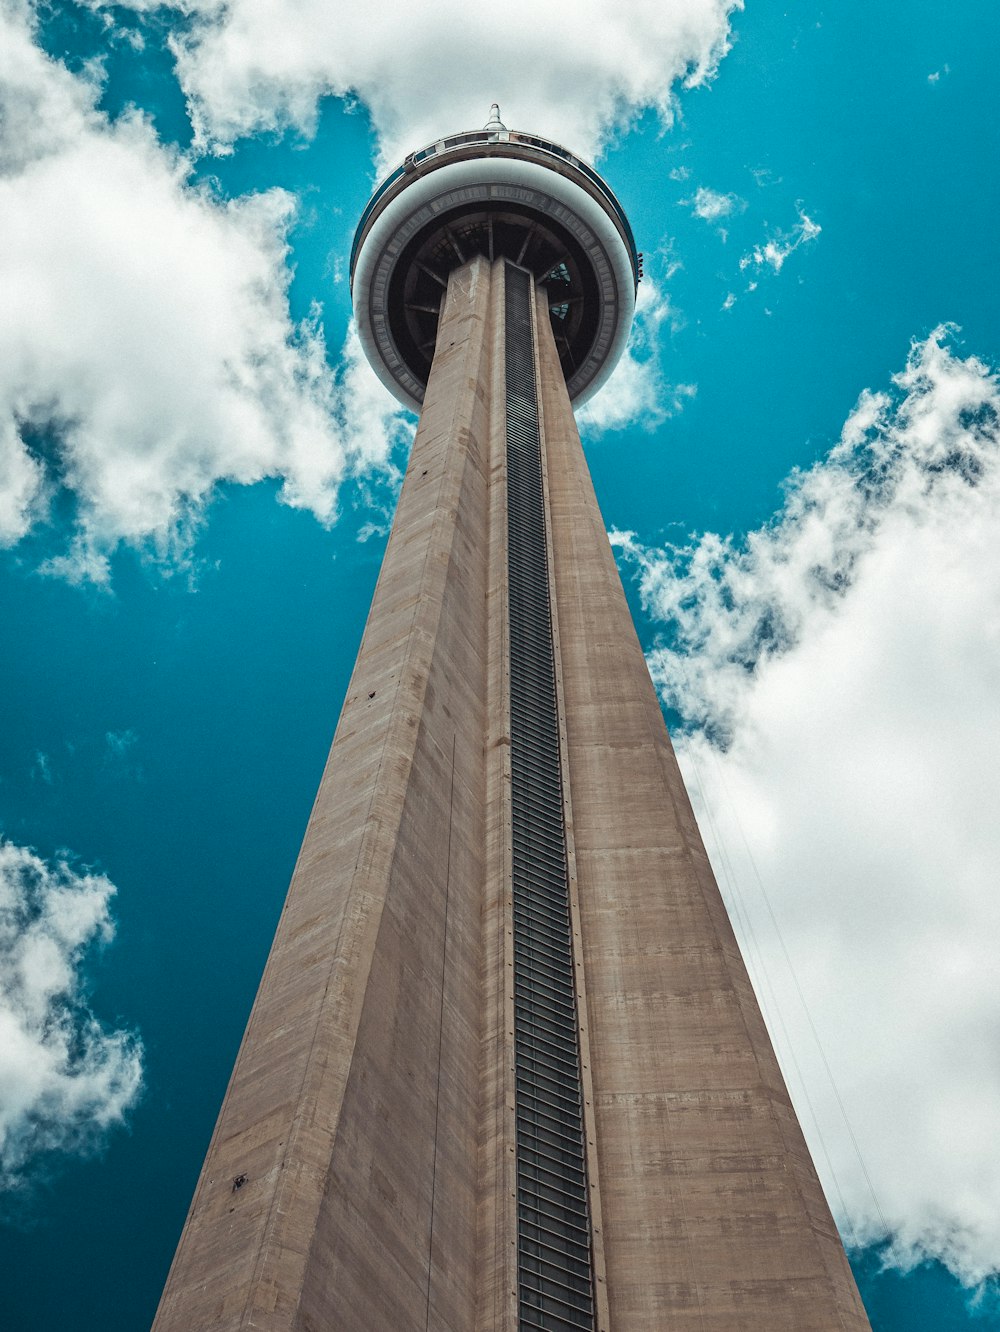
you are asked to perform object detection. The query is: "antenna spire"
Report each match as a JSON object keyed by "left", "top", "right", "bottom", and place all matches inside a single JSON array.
[{"left": 484, "top": 102, "right": 507, "bottom": 132}]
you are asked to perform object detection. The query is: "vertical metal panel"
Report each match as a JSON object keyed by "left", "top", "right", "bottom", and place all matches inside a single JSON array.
[{"left": 505, "top": 262, "right": 596, "bottom": 1331}]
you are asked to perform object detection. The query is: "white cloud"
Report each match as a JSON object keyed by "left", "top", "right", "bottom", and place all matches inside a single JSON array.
[
  {"left": 613, "top": 327, "right": 1000, "bottom": 1285},
  {"left": 103, "top": 728, "right": 143, "bottom": 780},
  {"left": 1, "top": 0, "right": 731, "bottom": 572},
  {"left": 99, "top": 0, "right": 742, "bottom": 166},
  {"left": 576, "top": 278, "right": 693, "bottom": 435},
  {"left": 740, "top": 207, "right": 821, "bottom": 275},
  {"left": 0, "top": 4, "right": 411, "bottom": 578},
  {"left": 105, "top": 729, "right": 138, "bottom": 758},
  {"left": 685, "top": 184, "right": 744, "bottom": 223},
  {"left": 0, "top": 839, "right": 143, "bottom": 1187}
]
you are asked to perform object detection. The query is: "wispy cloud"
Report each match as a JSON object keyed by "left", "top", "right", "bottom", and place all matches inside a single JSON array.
[
  {"left": 685, "top": 184, "right": 745, "bottom": 224},
  {"left": 576, "top": 278, "right": 692, "bottom": 435},
  {"left": 102, "top": 729, "right": 143, "bottom": 781},
  {"left": 104, "top": 730, "right": 138, "bottom": 759},
  {"left": 0, "top": 839, "right": 143, "bottom": 1189},
  {"left": 740, "top": 207, "right": 821, "bottom": 275},
  {"left": 613, "top": 327, "right": 1000, "bottom": 1284}
]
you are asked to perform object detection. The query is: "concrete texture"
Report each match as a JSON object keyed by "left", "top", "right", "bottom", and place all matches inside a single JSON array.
[
  {"left": 535, "top": 286, "right": 870, "bottom": 1330},
  {"left": 154, "top": 257, "right": 871, "bottom": 1331},
  {"left": 154, "top": 256, "right": 495, "bottom": 1332}
]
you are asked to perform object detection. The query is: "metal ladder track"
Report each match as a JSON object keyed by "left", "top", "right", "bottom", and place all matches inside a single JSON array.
[{"left": 504, "top": 262, "right": 596, "bottom": 1332}]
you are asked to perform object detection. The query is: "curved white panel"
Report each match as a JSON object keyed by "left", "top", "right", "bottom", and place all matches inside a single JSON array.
[{"left": 353, "top": 154, "right": 635, "bottom": 411}]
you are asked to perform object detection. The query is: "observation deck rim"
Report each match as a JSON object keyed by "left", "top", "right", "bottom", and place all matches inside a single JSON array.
[{"left": 349, "top": 128, "right": 638, "bottom": 292}]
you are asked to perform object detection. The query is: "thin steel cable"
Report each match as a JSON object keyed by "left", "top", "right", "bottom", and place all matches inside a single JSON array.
[
  {"left": 705, "top": 741, "right": 890, "bottom": 1244},
  {"left": 685, "top": 745, "right": 859, "bottom": 1246}
]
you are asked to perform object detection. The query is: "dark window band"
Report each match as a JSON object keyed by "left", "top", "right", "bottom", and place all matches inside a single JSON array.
[{"left": 505, "top": 261, "right": 596, "bottom": 1332}]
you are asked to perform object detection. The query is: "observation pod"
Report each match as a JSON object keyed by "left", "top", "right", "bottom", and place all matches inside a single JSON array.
[{"left": 350, "top": 108, "right": 639, "bottom": 411}]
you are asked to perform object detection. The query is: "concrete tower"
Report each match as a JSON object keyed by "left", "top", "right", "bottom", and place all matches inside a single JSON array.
[{"left": 154, "top": 110, "right": 871, "bottom": 1331}]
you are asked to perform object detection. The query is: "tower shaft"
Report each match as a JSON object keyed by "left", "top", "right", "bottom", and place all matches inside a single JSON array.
[{"left": 154, "top": 255, "right": 870, "bottom": 1330}]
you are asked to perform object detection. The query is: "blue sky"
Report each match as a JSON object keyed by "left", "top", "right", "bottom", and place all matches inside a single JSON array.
[{"left": 1, "top": 1, "right": 998, "bottom": 1327}]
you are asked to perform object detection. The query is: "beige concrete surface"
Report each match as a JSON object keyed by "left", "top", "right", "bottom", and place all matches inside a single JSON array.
[
  {"left": 154, "top": 256, "right": 495, "bottom": 1331},
  {"left": 154, "top": 257, "right": 871, "bottom": 1331},
  {"left": 535, "top": 287, "right": 870, "bottom": 1330}
]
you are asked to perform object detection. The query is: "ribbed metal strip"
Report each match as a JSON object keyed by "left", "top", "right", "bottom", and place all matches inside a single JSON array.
[{"left": 505, "top": 262, "right": 596, "bottom": 1332}]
